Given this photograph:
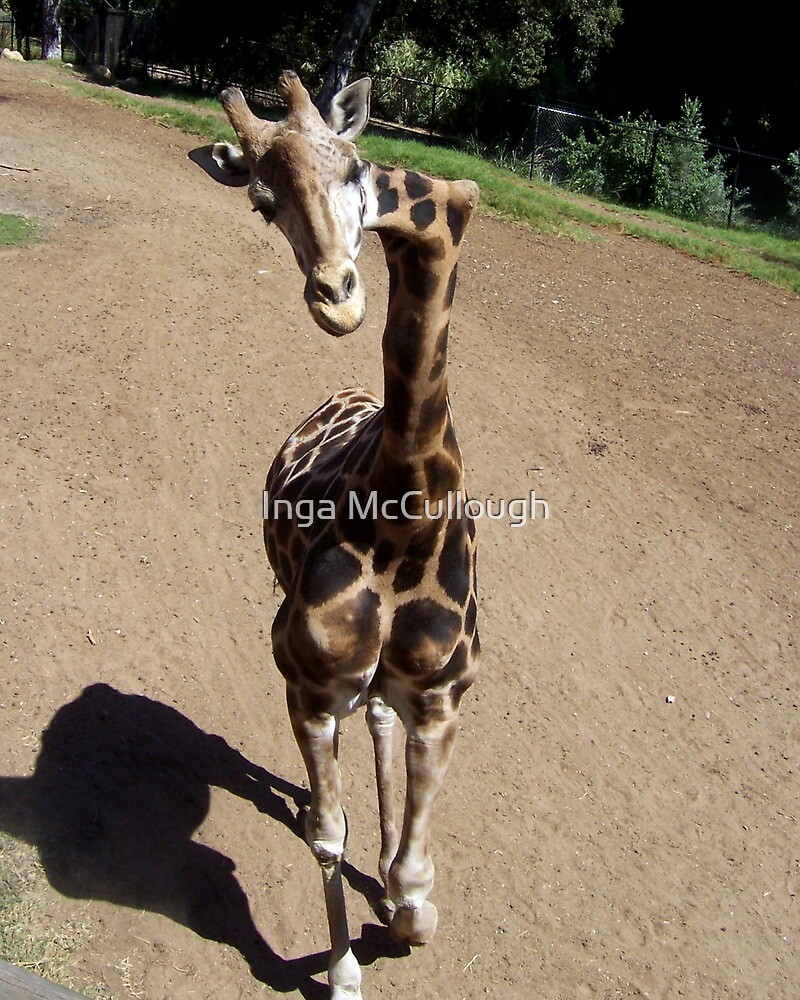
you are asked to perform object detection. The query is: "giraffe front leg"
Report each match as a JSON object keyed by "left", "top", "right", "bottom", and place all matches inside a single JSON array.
[
  {"left": 366, "top": 694, "right": 399, "bottom": 922},
  {"left": 287, "top": 691, "right": 362, "bottom": 1000},
  {"left": 387, "top": 712, "right": 460, "bottom": 946}
]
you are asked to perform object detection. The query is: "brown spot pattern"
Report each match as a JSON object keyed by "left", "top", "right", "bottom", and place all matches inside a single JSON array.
[
  {"left": 424, "top": 453, "right": 460, "bottom": 497},
  {"left": 378, "top": 186, "right": 399, "bottom": 216},
  {"left": 436, "top": 521, "right": 470, "bottom": 605},
  {"left": 404, "top": 171, "right": 434, "bottom": 199},
  {"left": 446, "top": 201, "right": 467, "bottom": 245},
  {"left": 389, "top": 598, "right": 462, "bottom": 675},
  {"left": 391, "top": 317, "right": 425, "bottom": 378},
  {"left": 410, "top": 199, "right": 437, "bottom": 230},
  {"left": 393, "top": 557, "right": 426, "bottom": 594},
  {"left": 300, "top": 546, "right": 362, "bottom": 606}
]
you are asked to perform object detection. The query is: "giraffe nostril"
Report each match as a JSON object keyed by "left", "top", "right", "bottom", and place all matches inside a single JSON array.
[
  {"left": 316, "top": 278, "right": 336, "bottom": 303},
  {"left": 314, "top": 267, "right": 357, "bottom": 305}
]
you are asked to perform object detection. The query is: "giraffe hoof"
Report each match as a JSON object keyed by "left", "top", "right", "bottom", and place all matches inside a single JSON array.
[
  {"left": 330, "top": 988, "right": 362, "bottom": 1000},
  {"left": 389, "top": 901, "right": 438, "bottom": 945}
]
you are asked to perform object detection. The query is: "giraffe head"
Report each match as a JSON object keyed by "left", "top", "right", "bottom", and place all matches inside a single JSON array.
[{"left": 191, "top": 71, "right": 371, "bottom": 336}]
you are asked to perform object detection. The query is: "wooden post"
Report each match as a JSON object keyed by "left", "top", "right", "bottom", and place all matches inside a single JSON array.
[{"left": 0, "top": 961, "right": 90, "bottom": 1000}]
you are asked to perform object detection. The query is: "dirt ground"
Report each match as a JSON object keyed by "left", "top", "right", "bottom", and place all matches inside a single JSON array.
[{"left": 1, "top": 62, "right": 798, "bottom": 1000}]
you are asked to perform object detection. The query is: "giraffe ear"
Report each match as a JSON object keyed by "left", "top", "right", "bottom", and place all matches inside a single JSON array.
[
  {"left": 326, "top": 78, "right": 371, "bottom": 141},
  {"left": 188, "top": 143, "right": 250, "bottom": 187}
]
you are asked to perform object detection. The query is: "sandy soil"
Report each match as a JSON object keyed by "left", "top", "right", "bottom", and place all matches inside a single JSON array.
[{"left": 1, "top": 62, "right": 798, "bottom": 1000}]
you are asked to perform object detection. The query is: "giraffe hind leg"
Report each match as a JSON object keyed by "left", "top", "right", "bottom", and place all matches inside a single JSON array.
[
  {"left": 386, "top": 712, "right": 460, "bottom": 946},
  {"left": 366, "top": 694, "right": 399, "bottom": 922}
]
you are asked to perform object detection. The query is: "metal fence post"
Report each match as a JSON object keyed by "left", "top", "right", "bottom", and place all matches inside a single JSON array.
[
  {"left": 727, "top": 140, "right": 741, "bottom": 228},
  {"left": 529, "top": 105, "right": 540, "bottom": 180},
  {"left": 428, "top": 81, "right": 438, "bottom": 142},
  {"left": 646, "top": 125, "right": 661, "bottom": 205}
]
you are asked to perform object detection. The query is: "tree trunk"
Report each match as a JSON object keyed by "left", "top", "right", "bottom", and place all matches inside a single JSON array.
[
  {"left": 42, "top": 0, "right": 62, "bottom": 60},
  {"left": 316, "top": 0, "right": 378, "bottom": 114}
]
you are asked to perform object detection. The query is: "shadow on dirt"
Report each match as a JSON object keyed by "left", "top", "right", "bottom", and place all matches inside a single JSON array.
[{"left": 0, "top": 683, "right": 406, "bottom": 998}]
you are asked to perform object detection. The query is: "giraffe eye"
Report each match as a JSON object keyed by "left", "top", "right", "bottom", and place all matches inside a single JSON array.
[
  {"left": 345, "top": 160, "right": 364, "bottom": 185},
  {"left": 252, "top": 202, "right": 276, "bottom": 223},
  {"left": 249, "top": 181, "right": 277, "bottom": 221}
]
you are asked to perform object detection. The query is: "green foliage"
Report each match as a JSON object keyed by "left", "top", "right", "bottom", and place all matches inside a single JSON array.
[
  {"left": 365, "top": 2, "right": 621, "bottom": 141},
  {"left": 558, "top": 129, "right": 609, "bottom": 195},
  {"left": 461, "top": 135, "right": 531, "bottom": 175},
  {"left": 368, "top": 0, "right": 622, "bottom": 89},
  {"left": 52, "top": 1, "right": 623, "bottom": 145},
  {"left": 653, "top": 98, "right": 730, "bottom": 223},
  {"left": 560, "top": 112, "right": 655, "bottom": 201},
  {"left": 559, "top": 98, "right": 735, "bottom": 224},
  {"left": 773, "top": 150, "right": 800, "bottom": 224},
  {"left": 368, "top": 36, "right": 470, "bottom": 130}
]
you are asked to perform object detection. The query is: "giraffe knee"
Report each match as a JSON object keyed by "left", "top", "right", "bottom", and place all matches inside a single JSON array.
[
  {"left": 305, "top": 806, "right": 348, "bottom": 865},
  {"left": 309, "top": 837, "right": 345, "bottom": 866},
  {"left": 367, "top": 695, "right": 396, "bottom": 734}
]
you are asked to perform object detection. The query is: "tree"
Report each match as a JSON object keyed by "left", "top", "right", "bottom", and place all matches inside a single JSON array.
[
  {"left": 362, "top": 0, "right": 622, "bottom": 139},
  {"left": 367, "top": 0, "right": 622, "bottom": 90},
  {"left": 316, "top": 0, "right": 378, "bottom": 114},
  {"left": 41, "top": 0, "right": 61, "bottom": 59},
  {"left": 8, "top": 0, "right": 37, "bottom": 53}
]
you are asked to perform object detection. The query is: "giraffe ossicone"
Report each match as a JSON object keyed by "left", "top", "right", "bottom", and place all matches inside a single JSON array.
[{"left": 192, "top": 71, "right": 481, "bottom": 1000}]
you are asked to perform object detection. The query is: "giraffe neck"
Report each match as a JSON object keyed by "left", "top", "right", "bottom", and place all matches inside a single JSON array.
[{"left": 363, "top": 163, "right": 477, "bottom": 504}]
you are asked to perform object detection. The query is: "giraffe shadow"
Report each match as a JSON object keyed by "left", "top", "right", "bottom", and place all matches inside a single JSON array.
[{"left": 0, "top": 682, "right": 406, "bottom": 997}]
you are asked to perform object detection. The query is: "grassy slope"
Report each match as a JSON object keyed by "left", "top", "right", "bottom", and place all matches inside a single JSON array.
[{"left": 48, "top": 74, "right": 800, "bottom": 296}]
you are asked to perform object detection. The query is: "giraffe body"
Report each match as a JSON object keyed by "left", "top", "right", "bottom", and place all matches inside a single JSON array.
[{"left": 192, "top": 72, "right": 480, "bottom": 999}]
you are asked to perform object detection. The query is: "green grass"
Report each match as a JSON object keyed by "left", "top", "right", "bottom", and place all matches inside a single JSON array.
[
  {"left": 65, "top": 80, "right": 237, "bottom": 142},
  {"left": 120, "top": 77, "right": 242, "bottom": 115},
  {"left": 0, "top": 832, "right": 108, "bottom": 997},
  {"left": 620, "top": 215, "right": 800, "bottom": 290},
  {"left": 59, "top": 75, "right": 800, "bottom": 295},
  {"left": 0, "top": 214, "right": 34, "bottom": 246}
]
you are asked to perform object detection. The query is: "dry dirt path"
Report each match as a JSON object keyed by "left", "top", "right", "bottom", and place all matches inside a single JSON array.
[{"left": 1, "top": 62, "right": 798, "bottom": 999}]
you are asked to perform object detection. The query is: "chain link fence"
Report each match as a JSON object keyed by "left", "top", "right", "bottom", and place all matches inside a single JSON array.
[
  {"left": 523, "top": 105, "right": 793, "bottom": 229},
  {"left": 369, "top": 74, "right": 483, "bottom": 138}
]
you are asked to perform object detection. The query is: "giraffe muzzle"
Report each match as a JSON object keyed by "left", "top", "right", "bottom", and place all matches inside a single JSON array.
[{"left": 305, "top": 263, "right": 366, "bottom": 336}]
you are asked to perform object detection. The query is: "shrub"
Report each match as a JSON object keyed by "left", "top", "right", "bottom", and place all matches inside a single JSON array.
[
  {"left": 653, "top": 98, "right": 730, "bottom": 223},
  {"left": 559, "top": 97, "right": 735, "bottom": 223},
  {"left": 558, "top": 130, "right": 608, "bottom": 195},
  {"left": 773, "top": 150, "right": 800, "bottom": 224},
  {"left": 557, "top": 111, "right": 659, "bottom": 202}
]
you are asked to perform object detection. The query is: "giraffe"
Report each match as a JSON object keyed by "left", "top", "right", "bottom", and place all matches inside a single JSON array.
[{"left": 191, "top": 71, "right": 480, "bottom": 999}]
